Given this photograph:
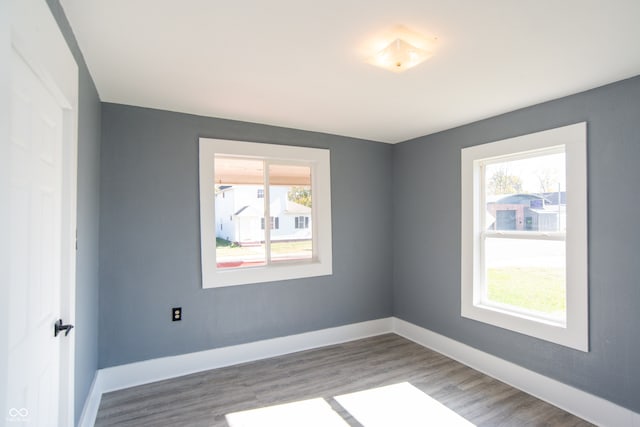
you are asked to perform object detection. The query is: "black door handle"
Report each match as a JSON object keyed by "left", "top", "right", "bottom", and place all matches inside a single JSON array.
[{"left": 54, "top": 319, "right": 74, "bottom": 337}]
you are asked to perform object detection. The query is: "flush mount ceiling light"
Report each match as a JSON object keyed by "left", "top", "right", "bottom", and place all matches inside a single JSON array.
[
  {"left": 365, "top": 25, "right": 436, "bottom": 73},
  {"left": 375, "top": 38, "right": 428, "bottom": 71}
]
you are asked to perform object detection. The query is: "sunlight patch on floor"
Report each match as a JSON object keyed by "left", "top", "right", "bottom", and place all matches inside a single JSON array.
[
  {"left": 225, "top": 382, "right": 475, "bottom": 426},
  {"left": 334, "top": 382, "right": 475, "bottom": 427},
  {"left": 225, "top": 398, "right": 349, "bottom": 427}
]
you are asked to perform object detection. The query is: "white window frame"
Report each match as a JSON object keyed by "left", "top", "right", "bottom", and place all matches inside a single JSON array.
[
  {"left": 199, "top": 138, "right": 332, "bottom": 288},
  {"left": 461, "top": 122, "right": 588, "bottom": 351}
]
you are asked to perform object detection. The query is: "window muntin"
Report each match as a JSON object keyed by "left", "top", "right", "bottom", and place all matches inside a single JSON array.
[
  {"left": 461, "top": 123, "right": 588, "bottom": 351},
  {"left": 200, "top": 138, "right": 332, "bottom": 288}
]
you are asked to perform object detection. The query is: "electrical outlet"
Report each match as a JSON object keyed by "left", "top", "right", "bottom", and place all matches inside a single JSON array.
[{"left": 172, "top": 307, "right": 182, "bottom": 321}]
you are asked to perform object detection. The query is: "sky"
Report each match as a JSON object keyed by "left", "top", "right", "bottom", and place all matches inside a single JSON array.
[{"left": 485, "top": 151, "right": 566, "bottom": 194}]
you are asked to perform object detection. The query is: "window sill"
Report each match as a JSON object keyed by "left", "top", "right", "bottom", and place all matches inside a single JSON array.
[{"left": 203, "top": 260, "right": 332, "bottom": 289}]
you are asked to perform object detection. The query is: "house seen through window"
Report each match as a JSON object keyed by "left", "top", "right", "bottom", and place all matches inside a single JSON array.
[{"left": 215, "top": 158, "right": 313, "bottom": 269}]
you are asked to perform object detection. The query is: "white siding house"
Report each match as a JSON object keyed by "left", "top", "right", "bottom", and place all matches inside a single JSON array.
[{"left": 215, "top": 185, "right": 312, "bottom": 244}]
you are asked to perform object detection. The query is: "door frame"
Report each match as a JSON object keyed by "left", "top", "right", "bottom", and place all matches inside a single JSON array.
[{"left": 8, "top": 0, "right": 79, "bottom": 424}]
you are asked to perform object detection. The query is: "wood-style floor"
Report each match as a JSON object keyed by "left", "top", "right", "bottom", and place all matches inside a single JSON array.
[{"left": 95, "top": 334, "right": 592, "bottom": 426}]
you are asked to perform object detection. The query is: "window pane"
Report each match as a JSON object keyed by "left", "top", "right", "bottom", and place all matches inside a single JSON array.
[
  {"left": 268, "top": 164, "right": 313, "bottom": 262},
  {"left": 214, "top": 157, "right": 266, "bottom": 269},
  {"left": 484, "top": 151, "right": 566, "bottom": 232},
  {"left": 484, "top": 238, "right": 566, "bottom": 321}
]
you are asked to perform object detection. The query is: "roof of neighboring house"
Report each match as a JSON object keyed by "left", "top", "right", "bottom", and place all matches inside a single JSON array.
[
  {"left": 215, "top": 185, "right": 232, "bottom": 192},
  {"left": 234, "top": 200, "right": 311, "bottom": 217},
  {"left": 541, "top": 191, "right": 567, "bottom": 205},
  {"left": 215, "top": 185, "right": 233, "bottom": 196},
  {"left": 284, "top": 200, "right": 311, "bottom": 214},
  {"left": 234, "top": 205, "right": 250, "bottom": 215},
  {"left": 234, "top": 205, "right": 262, "bottom": 217},
  {"left": 527, "top": 208, "right": 557, "bottom": 215},
  {"left": 490, "top": 193, "right": 551, "bottom": 205}
]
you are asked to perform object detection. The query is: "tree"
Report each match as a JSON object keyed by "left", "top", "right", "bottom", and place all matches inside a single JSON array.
[
  {"left": 488, "top": 168, "right": 523, "bottom": 195},
  {"left": 535, "top": 168, "right": 559, "bottom": 193},
  {"left": 288, "top": 187, "right": 312, "bottom": 207}
]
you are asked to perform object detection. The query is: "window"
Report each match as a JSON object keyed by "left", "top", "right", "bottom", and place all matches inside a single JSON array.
[
  {"left": 295, "top": 216, "right": 309, "bottom": 229},
  {"left": 261, "top": 216, "right": 279, "bottom": 230},
  {"left": 461, "top": 123, "right": 588, "bottom": 351},
  {"left": 199, "top": 138, "right": 332, "bottom": 288}
]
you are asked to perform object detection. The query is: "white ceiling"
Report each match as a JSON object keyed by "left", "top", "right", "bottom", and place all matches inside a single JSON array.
[{"left": 60, "top": 0, "right": 640, "bottom": 143}]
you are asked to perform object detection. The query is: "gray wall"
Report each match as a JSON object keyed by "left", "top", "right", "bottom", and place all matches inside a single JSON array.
[
  {"left": 393, "top": 75, "right": 640, "bottom": 413},
  {"left": 99, "top": 104, "right": 394, "bottom": 368},
  {"left": 46, "top": 2, "right": 102, "bottom": 424}
]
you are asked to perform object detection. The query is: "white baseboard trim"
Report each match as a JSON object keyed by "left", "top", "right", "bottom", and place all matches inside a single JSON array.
[
  {"left": 393, "top": 317, "right": 640, "bottom": 427},
  {"left": 78, "top": 318, "right": 393, "bottom": 427},
  {"left": 78, "top": 316, "right": 640, "bottom": 427},
  {"left": 77, "top": 371, "right": 104, "bottom": 427}
]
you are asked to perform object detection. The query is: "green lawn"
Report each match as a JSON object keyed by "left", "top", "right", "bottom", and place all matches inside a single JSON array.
[
  {"left": 216, "top": 238, "right": 311, "bottom": 258},
  {"left": 487, "top": 267, "right": 565, "bottom": 314},
  {"left": 271, "top": 240, "right": 312, "bottom": 254}
]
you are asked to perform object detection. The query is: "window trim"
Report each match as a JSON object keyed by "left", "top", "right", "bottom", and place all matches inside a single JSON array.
[
  {"left": 461, "top": 122, "right": 588, "bottom": 351},
  {"left": 199, "top": 138, "right": 332, "bottom": 288}
]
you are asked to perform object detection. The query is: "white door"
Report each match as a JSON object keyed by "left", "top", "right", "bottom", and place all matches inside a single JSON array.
[
  {"left": 239, "top": 218, "right": 252, "bottom": 242},
  {"left": 7, "top": 1, "right": 79, "bottom": 425},
  {"left": 8, "top": 48, "right": 65, "bottom": 426}
]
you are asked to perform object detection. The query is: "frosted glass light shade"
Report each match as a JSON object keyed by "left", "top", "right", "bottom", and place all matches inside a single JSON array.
[{"left": 372, "top": 38, "right": 430, "bottom": 72}]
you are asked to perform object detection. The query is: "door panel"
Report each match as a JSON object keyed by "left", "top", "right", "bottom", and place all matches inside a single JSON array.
[{"left": 8, "top": 48, "right": 64, "bottom": 426}]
